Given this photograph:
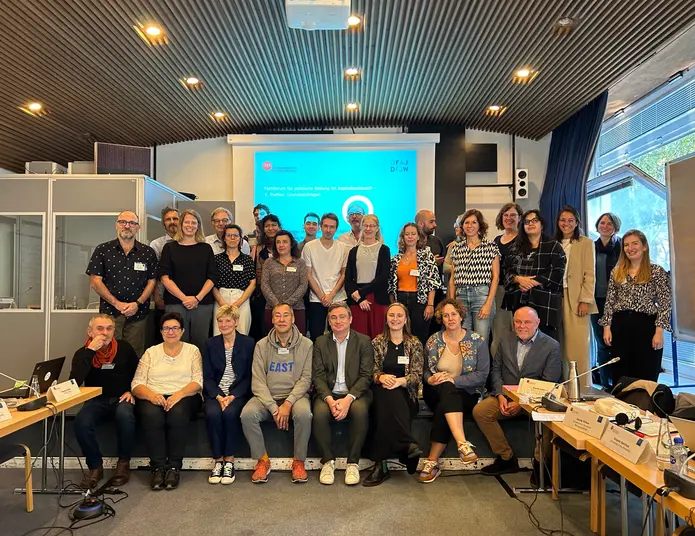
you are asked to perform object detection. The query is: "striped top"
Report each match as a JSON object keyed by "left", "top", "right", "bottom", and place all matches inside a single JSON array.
[{"left": 218, "top": 346, "right": 236, "bottom": 395}]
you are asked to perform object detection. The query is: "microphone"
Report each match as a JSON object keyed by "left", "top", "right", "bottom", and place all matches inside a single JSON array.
[
  {"left": 0, "top": 370, "right": 47, "bottom": 411},
  {"left": 541, "top": 357, "right": 620, "bottom": 412}
]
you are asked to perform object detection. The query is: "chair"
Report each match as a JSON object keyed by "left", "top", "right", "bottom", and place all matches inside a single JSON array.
[{"left": 0, "top": 441, "right": 34, "bottom": 512}]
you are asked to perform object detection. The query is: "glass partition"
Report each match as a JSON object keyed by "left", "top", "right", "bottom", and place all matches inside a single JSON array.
[
  {"left": 54, "top": 214, "right": 119, "bottom": 310},
  {"left": 0, "top": 214, "right": 43, "bottom": 309}
]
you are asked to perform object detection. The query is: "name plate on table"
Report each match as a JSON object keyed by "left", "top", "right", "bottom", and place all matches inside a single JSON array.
[
  {"left": 564, "top": 405, "right": 609, "bottom": 439},
  {"left": 517, "top": 378, "right": 563, "bottom": 399},
  {"left": 47, "top": 379, "right": 81, "bottom": 403},
  {"left": 0, "top": 399, "right": 12, "bottom": 422},
  {"left": 600, "top": 423, "right": 655, "bottom": 465}
]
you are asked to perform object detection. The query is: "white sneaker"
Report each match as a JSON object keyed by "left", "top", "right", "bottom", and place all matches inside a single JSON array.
[
  {"left": 221, "top": 462, "right": 235, "bottom": 485},
  {"left": 208, "top": 462, "right": 223, "bottom": 484},
  {"left": 319, "top": 460, "right": 335, "bottom": 485},
  {"left": 345, "top": 463, "right": 360, "bottom": 486}
]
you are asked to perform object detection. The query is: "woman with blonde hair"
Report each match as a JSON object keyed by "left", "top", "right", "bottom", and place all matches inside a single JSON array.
[
  {"left": 599, "top": 230, "right": 671, "bottom": 384},
  {"left": 344, "top": 214, "right": 391, "bottom": 338},
  {"left": 159, "top": 209, "right": 218, "bottom": 353},
  {"left": 363, "top": 302, "right": 423, "bottom": 486}
]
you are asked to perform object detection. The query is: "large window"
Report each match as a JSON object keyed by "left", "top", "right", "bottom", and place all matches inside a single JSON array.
[{"left": 0, "top": 214, "right": 44, "bottom": 309}]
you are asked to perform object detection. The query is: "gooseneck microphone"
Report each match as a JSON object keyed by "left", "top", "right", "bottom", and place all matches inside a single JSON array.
[{"left": 0, "top": 370, "right": 47, "bottom": 411}]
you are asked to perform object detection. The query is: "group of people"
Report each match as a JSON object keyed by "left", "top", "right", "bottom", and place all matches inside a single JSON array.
[{"left": 71, "top": 200, "right": 672, "bottom": 490}]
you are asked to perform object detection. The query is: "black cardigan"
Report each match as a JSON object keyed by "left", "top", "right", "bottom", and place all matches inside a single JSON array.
[{"left": 344, "top": 243, "right": 391, "bottom": 306}]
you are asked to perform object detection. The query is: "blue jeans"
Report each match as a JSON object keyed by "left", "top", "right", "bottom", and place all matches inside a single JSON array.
[
  {"left": 204, "top": 396, "right": 248, "bottom": 459},
  {"left": 74, "top": 396, "right": 136, "bottom": 469},
  {"left": 456, "top": 285, "right": 495, "bottom": 339}
]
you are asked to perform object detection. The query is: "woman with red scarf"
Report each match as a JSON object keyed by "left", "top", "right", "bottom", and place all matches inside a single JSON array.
[{"left": 69, "top": 313, "right": 139, "bottom": 490}]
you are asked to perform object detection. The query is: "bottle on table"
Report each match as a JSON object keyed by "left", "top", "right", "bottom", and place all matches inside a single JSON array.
[
  {"left": 30, "top": 375, "right": 40, "bottom": 398},
  {"left": 656, "top": 417, "right": 674, "bottom": 470},
  {"left": 670, "top": 436, "right": 688, "bottom": 474}
]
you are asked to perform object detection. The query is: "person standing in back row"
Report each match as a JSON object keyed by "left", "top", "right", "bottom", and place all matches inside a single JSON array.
[
  {"left": 205, "top": 207, "right": 251, "bottom": 256},
  {"left": 302, "top": 213, "right": 349, "bottom": 341}
]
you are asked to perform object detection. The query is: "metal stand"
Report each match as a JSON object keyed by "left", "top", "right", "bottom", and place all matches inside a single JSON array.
[{"left": 14, "top": 411, "right": 83, "bottom": 496}]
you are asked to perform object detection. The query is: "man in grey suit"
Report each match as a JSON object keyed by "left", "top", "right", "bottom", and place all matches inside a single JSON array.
[
  {"left": 312, "top": 302, "right": 373, "bottom": 486},
  {"left": 473, "top": 306, "right": 561, "bottom": 476}
]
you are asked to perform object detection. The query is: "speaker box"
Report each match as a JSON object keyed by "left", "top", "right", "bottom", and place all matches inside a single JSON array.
[{"left": 515, "top": 169, "right": 529, "bottom": 199}]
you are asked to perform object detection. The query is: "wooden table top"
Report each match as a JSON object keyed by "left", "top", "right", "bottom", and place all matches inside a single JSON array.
[{"left": 0, "top": 387, "right": 102, "bottom": 438}]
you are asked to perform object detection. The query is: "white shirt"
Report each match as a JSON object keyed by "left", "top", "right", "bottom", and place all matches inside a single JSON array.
[
  {"left": 132, "top": 342, "right": 203, "bottom": 395},
  {"left": 332, "top": 332, "right": 350, "bottom": 394},
  {"left": 561, "top": 239, "right": 573, "bottom": 288},
  {"left": 301, "top": 239, "right": 348, "bottom": 303},
  {"left": 355, "top": 242, "right": 381, "bottom": 284},
  {"left": 150, "top": 234, "right": 174, "bottom": 260},
  {"left": 338, "top": 231, "right": 360, "bottom": 248},
  {"left": 205, "top": 234, "right": 251, "bottom": 255}
]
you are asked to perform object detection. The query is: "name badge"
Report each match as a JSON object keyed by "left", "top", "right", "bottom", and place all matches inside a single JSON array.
[
  {"left": 286, "top": 266, "right": 297, "bottom": 273},
  {"left": 101, "top": 363, "right": 115, "bottom": 370},
  {"left": 409, "top": 269, "right": 420, "bottom": 277},
  {"left": 397, "top": 355, "right": 409, "bottom": 365},
  {"left": 278, "top": 347, "right": 290, "bottom": 355},
  {"left": 233, "top": 264, "right": 244, "bottom": 272},
  {"left": 163, "top": 356, "right": 176, "bottom": 363},
  {"left": 134, "top": 262, "right": 147, "bottom": 271}
]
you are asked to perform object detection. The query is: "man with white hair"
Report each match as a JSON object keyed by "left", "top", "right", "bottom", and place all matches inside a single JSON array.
[{"left": 205, "top": 206, "right": 251, "bottom": 255}]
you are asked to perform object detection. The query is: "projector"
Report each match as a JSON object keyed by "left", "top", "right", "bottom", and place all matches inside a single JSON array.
[{"left": 285, "top": 0, "right": 351, "bottom": 30}]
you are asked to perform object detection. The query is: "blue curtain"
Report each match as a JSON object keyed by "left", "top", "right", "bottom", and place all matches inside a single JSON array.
[{"left": 539, "top": 90, "right": 608, "bottom": 226}]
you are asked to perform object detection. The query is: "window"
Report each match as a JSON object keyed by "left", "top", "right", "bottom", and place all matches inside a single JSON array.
[{"left": 0, "top": 214, "right": 44, "bottom": 309}]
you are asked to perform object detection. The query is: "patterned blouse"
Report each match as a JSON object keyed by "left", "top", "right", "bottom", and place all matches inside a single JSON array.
[
  {"left": 450, "top": 238, "right": 500, "bottom": 288},
  {"left": 260, "top": 257, "right": 309, "bottom": 310},
  {"left": 425, "top": 330, "right": 490, "bottom": 394},
  {"left": 215, "top": 252, "right": 256, "bottom": 290},
  {"left": 372, "top": 334, "right": 424, "bottom": 402},
  {"left": 599, "top": 264, "right": 672, "bottom": 331},
  {"left": 387, "top": 248, "right": 442, "bottom": 304}
]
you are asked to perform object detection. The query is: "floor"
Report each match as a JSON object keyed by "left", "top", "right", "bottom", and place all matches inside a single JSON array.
[{"left": 1, "top": 466, "right": 651, "bottom": 536}]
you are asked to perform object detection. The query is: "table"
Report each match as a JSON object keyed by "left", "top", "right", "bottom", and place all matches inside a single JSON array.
[{"left": 0, "top": 387, "right": 102, "bottom": 495}]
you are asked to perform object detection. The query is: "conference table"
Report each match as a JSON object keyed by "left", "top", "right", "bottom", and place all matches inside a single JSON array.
[{"left": 0, "top": 387, "right": 102, "bottom": 495}]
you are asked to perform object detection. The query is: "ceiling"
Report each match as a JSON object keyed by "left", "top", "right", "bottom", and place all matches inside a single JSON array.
[{"left": 1, "top": 0, "right": 695, "bottom": 173}]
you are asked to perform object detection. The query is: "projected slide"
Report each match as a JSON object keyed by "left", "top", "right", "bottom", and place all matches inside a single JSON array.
[{"left": 254, "top": 150, "right": 417, "bottom": 248}]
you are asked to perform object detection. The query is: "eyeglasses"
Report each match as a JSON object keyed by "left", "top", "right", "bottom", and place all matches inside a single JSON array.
[
  {"left": 524, "top": 218, "right": 540, "bottom": 225},
  {"left": 503, "top": 213, "right": 519, "bottom": 219},
  {"left": 161, "top": 326, "right": 182, "bottom": 333},
  {"left": 212, "top": 218, "right": 230, "bottom": 225},
  {"left": 559, "top": 218, "right": 576, "bottom": 224},
  {"left": 362, "top": 224, "right": 377, "bottom": 229},
  {"left": 117, "top": 220, "right": 139, "bottom": 227},
  {"left": 225, "top": 233, "right": 241, "bottom": 239}
]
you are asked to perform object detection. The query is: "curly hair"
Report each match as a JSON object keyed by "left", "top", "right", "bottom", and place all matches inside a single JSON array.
[
  {"left": 434, "top": 298, "right": 467, "bottom": 324},
  {"left": 397, "top": 222, "right": 427, "bottom": 253}
]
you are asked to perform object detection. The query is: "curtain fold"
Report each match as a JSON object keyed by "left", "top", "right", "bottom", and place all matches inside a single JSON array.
[{"left": 539, "top": 90, "right": 608, "bottom": 226}]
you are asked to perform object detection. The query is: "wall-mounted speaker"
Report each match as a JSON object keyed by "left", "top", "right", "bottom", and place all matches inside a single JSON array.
[{"left": 515, "top": 169, "right": 529, "bottom": 199}]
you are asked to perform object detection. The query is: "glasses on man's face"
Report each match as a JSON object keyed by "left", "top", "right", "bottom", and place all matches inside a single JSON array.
[
  {"left": 213, "top": 218, "right": 230, "bottom": 225},
  {"left": 117, "top": 220, "right": 139, "bottom": 227},
  {"left": 559, "top": 218, "right": 576, "bottom": 224},
  {"left": 524, "top": 218, "right": 540, "bottom": 225},
  {"left": 161, "top": 326, "right": 182, "bottom": 333}
]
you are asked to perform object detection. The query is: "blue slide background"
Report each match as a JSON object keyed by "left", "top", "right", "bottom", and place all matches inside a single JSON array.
[{"left": 254, "top": 150, "right": 417, "bottom": 249}]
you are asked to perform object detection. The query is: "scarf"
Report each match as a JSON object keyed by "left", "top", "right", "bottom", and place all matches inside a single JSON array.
[{"left": 86, "top": 338, "right": 118, "bottom": 368}]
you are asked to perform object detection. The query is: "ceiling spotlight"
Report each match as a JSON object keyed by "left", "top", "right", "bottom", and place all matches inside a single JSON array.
[
  {"left": 345, "top": 102, "right": 360, "bottom": 112},
  {"left": 553, "top": 16, "right": 577, "bottom": 36},
  {"left": 28, "top": 102, "right": 42, "bottom": 112},
  {"left": 485, "top": 105, "right": 507, "bottom": 117},
  {"left": 557, "top": 17, "right": 574, "bottom": 27},
  {"left": 212, "top": 112, "right": 227, "bottom": 119},
  {"left": 19, "top": 101, "right": 47, "bottom": 116},
  {"left": 344, "top": 67, "right": 361, "bottom": 80},
  {"left": 185, "top": 77, "right": 199, "bottom": 85},
  {"left": 181, "top": 76, "right": 202, "bottom": 90},
  {"left": 145, "top": 25, "right": 162, "bottom": 36},
  {"left": 347, "top": 15, "right": 361, "bottom": 26},
  {"left": 134, "top": 22, "right": 168, "bottom": 46},
  {"left": 516, "top": 69, "right": 531, "bottom": 78},
  {"left": 512, "top": 68, "right": 538, "bottom": 84}
]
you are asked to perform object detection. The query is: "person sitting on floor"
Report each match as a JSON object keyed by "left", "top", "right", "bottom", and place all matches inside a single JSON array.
[
  {"left": 312, "top": 302, "right": 374, "bottom": 486},
  {"left": 240, "top": 303, "right": 313, "bottom": 484},
  {"left": 70, "top": 313, "right": 139, "bottom": 489},
  {"left": 472, "top": 306, "right": 561, "bottom": 477},
  {"left": 419, "top": 298, "right": 490, "bottom": 484},
  {"left": 203, "top": 305, "right": 255, "bottom": 485}
]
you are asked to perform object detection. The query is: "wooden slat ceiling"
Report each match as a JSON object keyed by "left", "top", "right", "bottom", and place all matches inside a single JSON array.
[{"left": 1, "top": 0, "right": 694, "bottom": 172}]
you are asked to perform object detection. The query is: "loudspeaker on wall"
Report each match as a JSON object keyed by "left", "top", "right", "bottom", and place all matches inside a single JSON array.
[{"left": 515, "top": 169, "right": 529, "bottom": 199}]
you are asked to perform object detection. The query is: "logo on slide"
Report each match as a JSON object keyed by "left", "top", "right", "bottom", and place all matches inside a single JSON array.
[
  {"left": 342, "top": 195, "right": 374, "bottom": 224},
  {"left": 262, "top": 161, "right": 273, "bottom": 171}
]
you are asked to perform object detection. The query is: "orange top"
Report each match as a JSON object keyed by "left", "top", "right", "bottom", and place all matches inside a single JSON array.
[{"left": 397, "top": 256, "right": 418, "bottom": 292}]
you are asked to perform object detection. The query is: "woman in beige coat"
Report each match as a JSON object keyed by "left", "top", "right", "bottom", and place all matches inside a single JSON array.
[{"left": 553, "top": 205, "right": 597, "bottom": 386}]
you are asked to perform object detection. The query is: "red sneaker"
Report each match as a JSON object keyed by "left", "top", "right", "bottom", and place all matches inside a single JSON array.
[
  {"left": 291, "top": 460, "right": 308, "bottom": 483},
  {"left": 251, "top": 458, "right": 271, "bottom": 483}
]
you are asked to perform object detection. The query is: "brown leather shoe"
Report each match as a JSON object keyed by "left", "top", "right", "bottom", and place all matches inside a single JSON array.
[
  {"left": 80, "top": 467, "right": 103, "bottom": 490},
  {"left": 111, "top": 460, "right": 130, "bottom": 487}
]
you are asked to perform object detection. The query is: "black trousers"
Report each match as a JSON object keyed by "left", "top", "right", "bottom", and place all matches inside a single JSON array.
[
  {"left": 249, "top": 294, "right": 266, "bottom": 342},
  {"left": 397, "top": 291, "right": 431, "bottom": 348},
  {"left": 590, "top": 297, "right": 612, "bottom": 388},
  {"left": 423, "top": 381, "right": 477, "bottom": 445},
  {"left": 204, "top": 396, "right": 248, "bottom": 459},
  {"left": 137, "top": 395, "right": 202, "bottom": 470},
  {"left": 312, "top": 392, "right": 371, "bottom": 464},
  {"left": 369, "top": 385, "right": 419, "bottom": 462},
  {"left": 307, "top": 302, "right": 329, "bottom": 342},
  {"left": 610, "top": 310, "right": 663, "bottom": 385}
]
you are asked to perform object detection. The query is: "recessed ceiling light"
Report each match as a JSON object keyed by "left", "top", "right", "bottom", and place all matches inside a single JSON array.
[
  {"left": 347, "top": 15, "right": 361, "bottom": 26},
  {"left": 553, "top": 17, "right": 577, "bottom": 36},
  {"left": 185, "top": 76, "right": 200, "bottom": 85},
  {"left": 145, "top": 25, "right": 162, "bottom": 36},
  {"left": 28, "top": 102, "right": 42, "bottom": 112},
  {"left": 344, "top": 67, "right": 361, "bottom": 81},
  {"left": 485, "top": 105, "right": 507, "bottom": 117},
  {"left": 344, "top": 67, "right": 359, "bottom": 76},
  {"left": 181, "top": 76, "right": 203, "bottom": 90},
  {"left": 516, "top": 69, "right": 531, "bottom": 78},
  {"left": 19, "top": 101, "right": 47, "bottom": 116},
  {"left": 512, "top": 68, "right": 538, "bottom": 84},
  {"left": 557, "top": 17, "right": 574, "bottom": 27},
  {"left": 345, "top": 102, "right": 360, "bottom": 112},
  {"left": 134, "top": 22, "right": 168, "bottom": 46},
  {"left": 212, "top": 112, "right": 227, "bottom": 119}
]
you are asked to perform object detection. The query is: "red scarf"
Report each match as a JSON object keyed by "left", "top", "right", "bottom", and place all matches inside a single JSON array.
[{"left": 86, "top": 338, "right": 118, "bottom": 368}]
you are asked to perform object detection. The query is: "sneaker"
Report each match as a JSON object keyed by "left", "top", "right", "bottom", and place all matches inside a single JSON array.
[
  {"left": 291, "top": 460, "right": 308, "bottom": 483},
  {"left": 208, "top": 462, "right": 223, "bottom": 484},
  {"left": 458, "top": 441, "right": 478, "bottom": 464},
  {"left": 164, "top": 468, "right": 180, "bottom": 490},
  {"left": 345, "top": 463, "right": 360, "bottom": 486},
  {"left": 221, "top": 462, "right": 236, "bottom": 485},
  {"left": 252, "top": 458, "right": 271, "bottom": 484},
  {"left": 418, "top": 460, "right": 441, "bottom": 483},
  {"left": 319, "top": 460, "right": 336, "bottom": 485},
  {"left": 481, "top": 456, "right": 520, "bottom": 476},
  {"left": 150, "top": 467, "right": 166, "bottom": 491}
]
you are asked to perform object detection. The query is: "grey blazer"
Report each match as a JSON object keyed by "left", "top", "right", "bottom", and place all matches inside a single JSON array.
[
  {"left": 491, "top": 330, "right": 562, "bottom": 395},
  {"left": 312, "top": 329, "right": 374, "bottom": 401}
]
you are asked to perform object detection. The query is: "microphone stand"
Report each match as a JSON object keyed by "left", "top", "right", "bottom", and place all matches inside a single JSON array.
[
  {"left": 541, "top": 357, "right": 620, "bottom": 413},
  {"left": 0, "top": 370, "right": 47, "bottom": 411}
]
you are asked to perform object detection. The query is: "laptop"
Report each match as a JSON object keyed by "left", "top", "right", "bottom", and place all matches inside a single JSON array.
[
  {"left": 671, "top": 416, "right": 695, "bottom": 451},
  {"left": 0, "top": 357, "right": 66, "bottom": 398}
]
